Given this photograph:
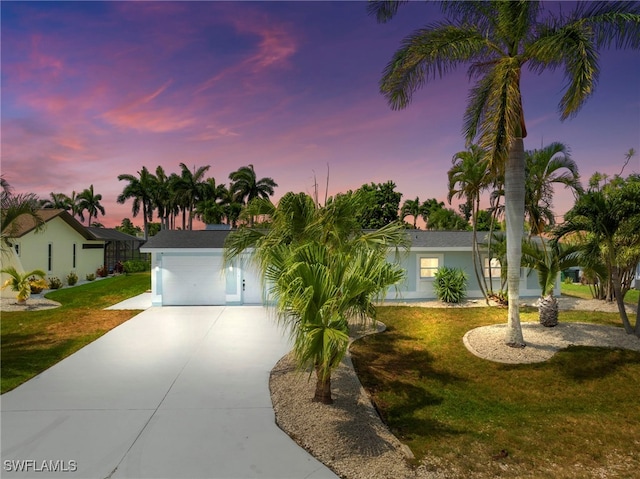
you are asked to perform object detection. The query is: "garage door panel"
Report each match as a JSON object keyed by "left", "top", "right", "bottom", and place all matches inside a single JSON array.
[{"left": 162, "top": 255, "right": 225, "bottom": 305}]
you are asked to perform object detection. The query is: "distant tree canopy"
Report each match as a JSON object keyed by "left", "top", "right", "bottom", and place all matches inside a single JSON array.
[
  {"left": 116, "top": 218, "right": 143, "bottom": 236},
  {"left": 352, "top": 181, "right": 402, "bottom": 229}
]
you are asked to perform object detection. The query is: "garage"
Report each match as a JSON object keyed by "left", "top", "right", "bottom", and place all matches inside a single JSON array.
[{"left": 161, "top": 254, "right": 226, "bottom": 305}]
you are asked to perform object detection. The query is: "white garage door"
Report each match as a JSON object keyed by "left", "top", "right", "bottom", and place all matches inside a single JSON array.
[{"left": 161, "top": 255, "right": 225, "bottom": 305}]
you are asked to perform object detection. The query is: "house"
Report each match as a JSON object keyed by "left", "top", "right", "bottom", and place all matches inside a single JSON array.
[
  {"left": 141, "top": 229, "right": 552, "bottom": 306},
  {"left": 1, "top": 210, "right": 143, "bottom": 292}
]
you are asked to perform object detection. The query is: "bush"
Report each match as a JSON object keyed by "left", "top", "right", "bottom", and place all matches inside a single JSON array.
[
  {"left": 86, "top": 273, "right": 96, "bottom": 282},
  {"left": 96, "top": 265, "right": 108, "bottom": 278},
  {"left": 122, "top": 260, "right": 150, "bottom": 273},
  {"left": 563, "top": 276, "right": 574, "bottom": 285},
  {"left": 48, "top": 276, "right": 63, "bottom": 290},
  {"left": 67, "top": 271, "right": 78, "bottom": 286},
  {"left": 433, "top": 267, "right": 468, "bottom": 304},
  {"left": 29, "top": 277, "right": 49, "bottom": 294}
]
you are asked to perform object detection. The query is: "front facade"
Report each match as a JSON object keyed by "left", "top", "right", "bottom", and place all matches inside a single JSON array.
[
  {"left": 6, "top": 210, "right": 104, "bottom": 284},
  {"left": 142, "top": 229, "right": 554, "bottom": 307}
]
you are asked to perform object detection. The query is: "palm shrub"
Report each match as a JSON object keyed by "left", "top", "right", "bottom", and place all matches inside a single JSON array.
[
  {"left": 433, "top": 267, "right": 468, "bottom": 304},
  {"left": 521, "top": 239, "right": 582, "bottom": 327},
  {"left": 1, "top": 267, "right": 46, "bottom": 303}
]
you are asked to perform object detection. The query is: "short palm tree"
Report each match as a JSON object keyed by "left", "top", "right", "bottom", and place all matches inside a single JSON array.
[
  {"left": 400, "top": 197, "right": 422, "bottom": 228},
  {"left": 521, "top": 239, "right": 582, "bottom": 327},
  {"left": 40, "top": 192, "right": 73, "bottom": 211},
  {"left": 229, "top": 165, "right": 278, "bottom": 225},
  {"left": 371, "top": 0, "right": 640, "bottom": 347},
  {"left": 77, "top": 185, "right": 105, "bottom": 227},
  {"left": 225, "top": 191, "right": 407, "bottom": 403},
  {"left": 1, "top": 267, "right": 46, "bottom": 304}
]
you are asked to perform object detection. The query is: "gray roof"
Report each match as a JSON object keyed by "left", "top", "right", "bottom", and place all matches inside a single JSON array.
[
  {"left": 86, "top": 227, "right": 143, "bottom": 242},
  {"left": 141, "top": 229, "right": 231, "bottom": 249},
  {"left": 140, "top": 228, "right": 493, "bottom": 250},
  {"left": 408, "top": 230, "right": 490, "bottom": 248}
]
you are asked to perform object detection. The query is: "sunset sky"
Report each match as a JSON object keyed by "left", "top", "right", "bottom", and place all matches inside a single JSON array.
[{"left": 2, "top": 1, "right": 639, "bottom": 229}]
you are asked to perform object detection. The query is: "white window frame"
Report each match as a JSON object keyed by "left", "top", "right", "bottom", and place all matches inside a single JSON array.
[
  {"left": 418, "top": 254, "right": 443, "bottom": 280},
  {"left": 484, "top": 257, "right": 502, "bottom": 279}
]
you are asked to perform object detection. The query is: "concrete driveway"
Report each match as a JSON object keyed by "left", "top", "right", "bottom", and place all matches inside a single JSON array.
[{"left": 1, "top": 306, "right": 338, "bottom": 479}]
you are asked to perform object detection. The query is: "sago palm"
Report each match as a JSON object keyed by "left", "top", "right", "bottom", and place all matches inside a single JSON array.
[
  {"left": 370, "top": 0, "right": 640, "bottom": 347},
  {"left": 1, "top": 267, "right": 46, "bottom": 304}
]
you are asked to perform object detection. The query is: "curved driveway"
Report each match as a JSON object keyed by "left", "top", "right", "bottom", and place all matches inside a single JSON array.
[{"left": 1, "top": 305, "right": 338, "bottom": 478}]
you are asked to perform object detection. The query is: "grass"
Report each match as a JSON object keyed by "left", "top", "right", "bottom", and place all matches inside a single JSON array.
[
  {"left": 1, "top": 273, "right": 150, "bottom": 393},
  {"left": 561, "top": 281, "right": 639, "bottom": 305},
  {"left": 351, "top": 305, "right": 640, "bottom": 478}
]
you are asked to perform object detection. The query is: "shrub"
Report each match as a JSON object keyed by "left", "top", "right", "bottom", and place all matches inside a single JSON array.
[
  {"left": 96, "top": 265, "right": 108, "bottom": 278},
  {"left": 563, "top": 276, "right": 573, "bottom": 285},
  {"left": 67, "top": 271, "right": 78, "bottom": 286},
  {"left": 123, "top": 260, "right": 150, "bottom": 273},
  {"left": 114, "top": 261, "right": 124, "bottom": 274},
  {"left": 433, "top": 267, "right": 468, "bottom": 304},
  {"left": 29, "top": 277, "right": 49, "bottom": 294},
  {"left": 48, "top": 276, "right": 63, "bottom": 290},
  {"left": 86, "top": 273, "right": 96, "bottom": 281}
]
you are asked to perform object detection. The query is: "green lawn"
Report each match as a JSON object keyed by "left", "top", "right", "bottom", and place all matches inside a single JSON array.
[
  {"left": 351, "top": 306, "right": 640, "bottom": 479},
  {"left": 1, "top": 273, "right": 150, "bottom": 393},
  {"left": 561, "top": 281, "right": 639, "bottom": 305}
]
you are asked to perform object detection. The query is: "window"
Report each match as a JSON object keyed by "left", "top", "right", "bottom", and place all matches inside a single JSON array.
[
  {"left": 419, "top": 256, "right": 440, "bottom": 278},
  {"left": 48, "top": 243, "right": 53, "bottom": 271},
  {"left": 484, "top": 257, "right": 502, "bottom": 278},
  {"left": 14, "top": 243, "right": 20, "bottom": 256},
  {"left": 73, "top": 244, "right": 77, "bottom": 269}
]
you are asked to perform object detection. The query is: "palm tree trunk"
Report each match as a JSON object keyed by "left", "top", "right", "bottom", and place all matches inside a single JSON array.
[
  {"left": 635, "top": 290, "right": 640, "bottom": 337},
  {"left": 504, "top": 138, "right": 526, "bottom": 347},
  {"left": 313, "top": 365, "right": 333, "bottom": 404},
  {"left": 610, "top": 256, "right": 633, "bottom": 334},
  {"left": 538, "top": 294, "right": 559, "bottom": 327}
]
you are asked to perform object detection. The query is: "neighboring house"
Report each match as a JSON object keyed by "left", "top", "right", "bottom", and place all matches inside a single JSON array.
[
  {"left": 141, "top": 229, "right": 552, "bottom": 307},
  {"left": 86, "top": 227, "right": 145, "bottom": 273},
  {"left": 4, "top": 209, "right": 105, "bottom": 285}
]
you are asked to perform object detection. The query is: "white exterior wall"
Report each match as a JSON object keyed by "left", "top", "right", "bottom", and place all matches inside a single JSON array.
[{"left": 12, "top": 217, "right": 104, "bottom": 283}]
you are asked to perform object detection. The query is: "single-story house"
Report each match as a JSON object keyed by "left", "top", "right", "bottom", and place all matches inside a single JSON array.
[
  {"left": 2, "top": 210, "right": 143, "bottom": 293},
  {"left": 141, "top": 229, "right": 553, "bottom": 307}
]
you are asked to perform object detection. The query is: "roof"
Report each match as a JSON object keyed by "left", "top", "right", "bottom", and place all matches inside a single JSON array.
[
  {"left": 86, "top": 227, "right": 144, "bottom": 242},
  {"left": 9, "top": 209, "right": 98, "bottom": 240},
  {"left": 140, "top": 228, "right": 494, "bottom": 251},
  {"left": 141, "top": 229, "right": 231, "bottom": 250}
]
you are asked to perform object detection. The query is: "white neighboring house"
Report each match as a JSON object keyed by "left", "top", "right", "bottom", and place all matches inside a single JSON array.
[
  {"left": 141, "top": 229, "right": 553, "bottom": 307},
  {"left": 2, "top": 209, "right": 104, "bottom": 294}
]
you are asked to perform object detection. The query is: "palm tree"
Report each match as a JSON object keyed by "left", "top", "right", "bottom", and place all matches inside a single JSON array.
[
  {"left": 193, "top": 178, "right": 229, "bottom": 225},
  {"left": 371, "top": 0, "right": 640, "bottom": 347},
  {"left": 40, "top": 192, "right": 73, "bottom": 211},
  {"left": 151, "top": 166, "right": 172, "bottom": 230},
  {"left": 400, "top": 197, "right": 422, "bottom": 228},
  {"left": 76, "top": 185, "right": 105, "bottom": 227},
  {"left": 1, "top": 190, "right": 44, "bottom": 253},
  {"left": 173, "top": 163, "right": 210, "bottom": 230},
  {"left": 524, "top": 142, "right": 582, "bottom": 236},
  {"left": 521, "top": 239, "right": 582, "bottom": 327},
  {"left": 117, "top": 167, "right": 156, "bottom": 241},
  {"left": 448, "top": 144, "right": 491, "bottom": 300},
  {"left": 225, "top": 191, "right": 408, "bottom": 404},
  {"left": 1, "top": 267, "right": 46, "bottom": 304},
  {"left": 555, "top": 185, "right": 640, "bottom": 335},
  {"left": 229, "top": 165, "right": 278, "bottom": 225}
]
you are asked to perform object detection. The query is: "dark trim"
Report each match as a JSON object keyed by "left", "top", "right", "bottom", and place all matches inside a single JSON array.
[{"left": 82, "top": 243, "right": 104, "bottom": 249}]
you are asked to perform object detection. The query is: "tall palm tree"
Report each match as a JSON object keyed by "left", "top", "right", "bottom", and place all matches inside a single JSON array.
[
  {"left": 448, "top": 144, "right": 491, "bottom": 300},
  {"left": 173, "top": 163, "right": 210, "bottom": 230},
  {"left": 40, "top": 192, "right": 73, "bottom": 211},
  {"left": 193, "top": 178, "right": 229, "bottom": 225},
  {"left": 225, "top": 191, "right": 408, "bottom": 404},
  {"left": 371, "top": 0, "right": 640, "bottom": 347},
  {"left": 117, "top": 167, "right": 156, "bottom": 241},
  {"left": 229, "top": 164, "right": 278, "bottom": 225},
  {"left": 400, "top": 197, "right": 422, "bottom": 228},
  {"left": 555, "top": 185, "right": 640, "bottom": 335},
  {"left": 76, "top": 185, "right": 105, "bottom": 227},
  {"left": 521, "top": 239, "right": 582, "bottom": 327},
  {"left": 151, "top": 165, "right": 171, "bottom": 231},
  {"left": 524, "top": 142, "right": 582, "bottom": 236}
]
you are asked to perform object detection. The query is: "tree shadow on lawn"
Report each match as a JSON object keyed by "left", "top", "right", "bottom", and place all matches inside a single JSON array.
[{"left": 551, "top": 346, "right": 640, "bottom": 381}]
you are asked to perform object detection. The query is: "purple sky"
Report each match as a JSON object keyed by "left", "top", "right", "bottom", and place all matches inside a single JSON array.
[{"left": 2, "top": 1, "right": 639, "bottom": 229}]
